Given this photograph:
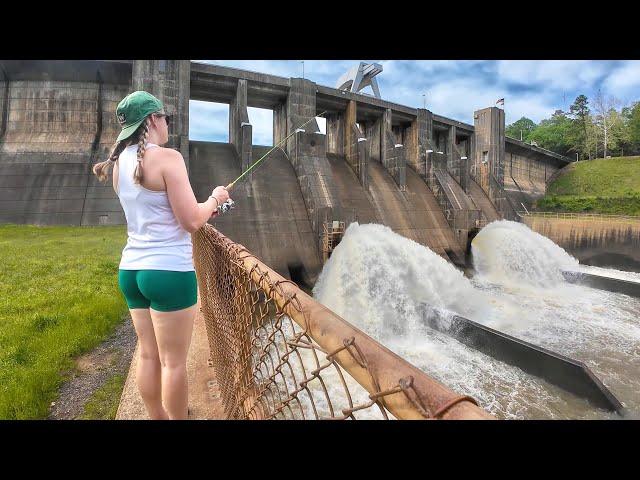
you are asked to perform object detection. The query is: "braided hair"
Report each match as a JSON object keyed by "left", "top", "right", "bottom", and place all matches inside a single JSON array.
[{"left": 92, "top": 116, "right": 152, "bottom": 184}]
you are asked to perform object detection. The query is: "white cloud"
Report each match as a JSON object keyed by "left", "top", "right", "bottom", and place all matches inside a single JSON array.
[
  {"left": 189, "top": 100, "right": 228, "bottom": 141},
  {"left": 496, "top": 60, "right": 608, "bottom": 91},
  {"left": 188, "top": 60, "right": 640, "bottom": 143},
  {"left": 247, "top": 107, "right": 273, "bottom": 146},
  {"left": 603, "top": 61, "right": 640, "bottom": 103}
]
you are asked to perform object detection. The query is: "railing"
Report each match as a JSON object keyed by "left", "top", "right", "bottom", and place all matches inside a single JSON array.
[
  {"left": 518, "top": 211, "right": 640, "bottom": 222},
  {"left": 192, "top": 224, "right": 492, "bottom": 420},
  {"left": 322, "top": 220, "right": 345, "bottom": 263},
  {"left": 489, "top": 172, "right": 519, "bottom": 222}
]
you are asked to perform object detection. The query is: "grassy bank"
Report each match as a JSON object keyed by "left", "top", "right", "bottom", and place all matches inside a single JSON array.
[
  {"left": 0, "top": 225, "right": 128, "bottom": 419},
  {"left": 537, "top": 156, "right": 640, "bottom": 215}
]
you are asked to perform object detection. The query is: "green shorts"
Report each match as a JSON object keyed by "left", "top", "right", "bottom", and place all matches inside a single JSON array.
[{"left": 118, "top": 269, "right": 198, "bottom": 312}]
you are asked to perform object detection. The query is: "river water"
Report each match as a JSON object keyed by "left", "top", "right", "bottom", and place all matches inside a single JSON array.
[{"left": 311, "top": 221, "right": 640, "bottom": 419}]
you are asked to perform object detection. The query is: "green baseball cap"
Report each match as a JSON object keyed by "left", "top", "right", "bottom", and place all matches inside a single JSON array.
[{"left": 115, "top": 91, "right": 165, "bottom": 142}]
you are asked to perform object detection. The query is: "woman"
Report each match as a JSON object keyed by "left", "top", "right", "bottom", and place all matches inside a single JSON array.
[{"left": 93, "top": 90, "right": 230, "bottom": 420}]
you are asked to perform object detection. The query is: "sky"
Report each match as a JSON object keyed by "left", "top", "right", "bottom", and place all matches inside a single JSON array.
[{"left": 189, "top": 60, "right": 640, "bottom": 146}]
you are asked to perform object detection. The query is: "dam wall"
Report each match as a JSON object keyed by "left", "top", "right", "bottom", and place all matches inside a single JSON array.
[
  {"left": 522, "top": 213, "right": 640, "bottom": 271},
  {"left": 0, "top": 60, "right": 573, "bottom": 269}
]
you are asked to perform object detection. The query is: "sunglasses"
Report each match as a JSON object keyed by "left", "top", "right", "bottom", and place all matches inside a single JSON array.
[{"left": 154, "top": 113, "right": 172, "bottom": 127}]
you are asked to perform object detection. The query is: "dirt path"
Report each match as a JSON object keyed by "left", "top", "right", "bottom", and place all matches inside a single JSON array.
[{"left": 48, "top": 317, "right": 137, "bottom": 420}]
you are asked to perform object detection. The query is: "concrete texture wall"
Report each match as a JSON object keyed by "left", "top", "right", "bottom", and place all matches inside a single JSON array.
[
  {"left": 190, "top": 142, "right": 323, "bottom": 282},
  {"left": 456, "top": 137, "right": 470, "bottom": 193},
  {"left": 229, "top": 79, "right": 252, "bottom": 195},
  {"left": 504, "top": 148, "right": 558, "bottom": 196},
  {"left": 405, "top": 109, "right": 430, "bottom": 177},
  {"left": 447, "top": 125, "right": 460, "bottom": 183},
  {"left": 341, "top": 100, "right": 369, "bottom": 189},
  {"left": 474, "top": 107, "right": 509, "bottom": 217},
  {"left": 326, "top": 111, "right": 344, "bottom": 155},
  {"left": 281, "top": 78, "right": 342, "bottom": 253},
  {"left": 273, "top": 102, "right": 286, "bottom": 146},
  {"left": 365, "top": 118, "right": 382, "bottom": 163},
  {"left": 381, "top": 109, "right": 406, "bottom": 190},
  {"left": 2, "top": 80, "right": 98, "bottom": 158},
  {"left": 344, "top": 100, "right": 356, "bottom": 173},
  {"left": 0, "top": 75, "right": 131, "bottom": 225},
  {"left": 523, "top": 215, "right": 640, "bottom": 271},
  {"left": 0, "top": 70, "right": 8, "bottom": 142},
  {"left": 132, "top": 60, "right": 190, "bottom": 170}
]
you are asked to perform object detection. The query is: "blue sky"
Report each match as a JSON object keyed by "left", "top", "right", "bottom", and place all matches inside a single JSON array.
[{"left": 189, "top": 60, "right": 640, "bottom": 146}]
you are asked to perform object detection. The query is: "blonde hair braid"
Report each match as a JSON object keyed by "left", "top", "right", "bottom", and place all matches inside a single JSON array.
[{"left": 133, "top": 118, "right": 150, "bottom": 185}]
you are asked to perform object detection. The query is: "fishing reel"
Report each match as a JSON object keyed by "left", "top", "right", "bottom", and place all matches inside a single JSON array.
[{"left": 217, "top": 199, "right": 235, "bottom": 215}]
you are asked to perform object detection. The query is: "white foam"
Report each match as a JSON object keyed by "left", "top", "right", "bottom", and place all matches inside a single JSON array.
[
  {"left": 471, "top": 220, "right": 579, "bottom": 287},
  {"left": 312, "top": 222, "right": 604, "bottom": 419}
]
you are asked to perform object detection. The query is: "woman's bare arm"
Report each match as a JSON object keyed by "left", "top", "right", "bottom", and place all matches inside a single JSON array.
[{"left": 163, "top": 149, "right": 224, "bottom": 233}]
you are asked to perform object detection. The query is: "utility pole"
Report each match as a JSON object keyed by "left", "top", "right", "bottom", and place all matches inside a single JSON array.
[
  {"left": 301, "top": 60, "right": 304, "bottom": 80},
  {"left": 423, "top": 93, "right": 426, "bottom": 109}
]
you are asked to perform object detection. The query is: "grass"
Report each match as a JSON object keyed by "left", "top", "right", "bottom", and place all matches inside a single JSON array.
[
  {"left": 0, "top": 224, "right": 129, "bottom": 419},
  {"left": 79, "top": 373, "right": 127, "bottom": 420},
  {"left": 537, "top": 156, "right": 640, "bottom": 215}
]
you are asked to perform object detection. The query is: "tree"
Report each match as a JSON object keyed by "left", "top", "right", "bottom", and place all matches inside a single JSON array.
[
  {"left": 592, "top": 90, "right": 620, "bottom": 158},
  {"left": 627, "top": 102, "right": 640, "bottom": 154},
  {"left": 568, "top": 95, "right": 590, "bottom": 159},
  {"left": 607, "top": 108, "right": 630, "bottom": 156},
  {"left": 506, "top": 117, "right": 537, "bottom": 141},
  {"left": 527, "top": 110, "right": 574, "bottom": 156}
]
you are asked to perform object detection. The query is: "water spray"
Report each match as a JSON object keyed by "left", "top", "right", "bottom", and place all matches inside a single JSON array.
[{"left": 214, "top": 111, "right": 327, "bottom": 215}]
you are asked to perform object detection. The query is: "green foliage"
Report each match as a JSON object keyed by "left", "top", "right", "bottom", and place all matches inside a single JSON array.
[
  {"left": 515, "top": 94, "right": 640, "bottom": 159},
  {"left": 528, "top": 110, "right": 574, "bottom": 156},
  {"left": 536, "top": 195, "right": 640, "bottom": 215},
  {"left": 567, "top": 95, "right": 590, "bottom": 158},
  {"left": 0, "top": 225, "right": 129, "bottom": 419},
  {"left": 538, "top": 156, "right": 640, "bottom": 215},
  {"left": 628, "top": 102, "right": 640, "bottom": 151},
  {"left": 506, "top": 117, "right": 537, "bottom": 142}
]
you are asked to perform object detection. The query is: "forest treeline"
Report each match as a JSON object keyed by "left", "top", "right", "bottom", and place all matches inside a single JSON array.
[{"left": 506, "top": 92, "right": 640, "bottom": 160}]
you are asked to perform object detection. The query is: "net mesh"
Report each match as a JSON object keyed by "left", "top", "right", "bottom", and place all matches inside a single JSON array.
[{"left": 193, "top": 223, "right": 488, "bottom": 420}]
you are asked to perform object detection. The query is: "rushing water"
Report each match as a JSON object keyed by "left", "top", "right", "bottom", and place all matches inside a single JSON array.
[{"left": 312, "top": 221, "right": 640, "bottom": 419}]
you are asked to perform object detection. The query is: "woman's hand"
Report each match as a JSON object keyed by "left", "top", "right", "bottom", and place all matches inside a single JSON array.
[{"left": 211, "top": 186, "right": 230, "bottom": 204}]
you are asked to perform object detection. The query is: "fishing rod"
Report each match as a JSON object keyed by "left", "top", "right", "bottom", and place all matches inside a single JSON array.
[{"left": 215, "top": 111, "right": 327, "bottom": 215}]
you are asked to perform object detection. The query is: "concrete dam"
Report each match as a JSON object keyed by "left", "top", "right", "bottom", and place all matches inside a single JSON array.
[
  {"left": 0, "top": 59, "right": 571, "bottom": 282},
  {"left": 6, "top": 60, "right": 640, "bottom": 419}
]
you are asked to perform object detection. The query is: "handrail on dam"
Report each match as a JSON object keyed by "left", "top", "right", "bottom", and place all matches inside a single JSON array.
[
  {"left": 192, "top": 224, "right": 493, "bottom": 420},
  {"left": 517, "top": 211, "right": 640, "bottom": 222}
]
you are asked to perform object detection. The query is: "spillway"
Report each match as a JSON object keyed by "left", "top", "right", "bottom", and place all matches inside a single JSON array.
[{"left": 312, "top": 221, "right": 640, "bottom": 419}]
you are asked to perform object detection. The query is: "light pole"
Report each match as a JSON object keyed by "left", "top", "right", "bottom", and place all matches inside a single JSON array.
[{"left": 423, "top": 93, "right": 426, "bottom": 109}]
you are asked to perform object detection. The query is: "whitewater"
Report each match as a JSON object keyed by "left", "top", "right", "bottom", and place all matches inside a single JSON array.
[{"left": 312, "top": 221, "right": 640, "bottom": 419}]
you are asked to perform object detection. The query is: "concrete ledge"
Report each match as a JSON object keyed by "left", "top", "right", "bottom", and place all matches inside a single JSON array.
[
  {"left": 562, "top": 270, "right": 640, "bottom": 299},
  {"left": 417, "top": 303, "right": 625, "bottom": 414},
  {"left": 116, "top": 303, "right": 225, "bottom": 420}
]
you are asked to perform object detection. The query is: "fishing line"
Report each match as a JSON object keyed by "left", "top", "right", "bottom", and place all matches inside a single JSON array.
[{"left": 215, "top": 111, "right": 327, "bottom": 215}]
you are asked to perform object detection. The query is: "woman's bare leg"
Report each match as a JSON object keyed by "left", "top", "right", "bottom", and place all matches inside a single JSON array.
[
  {"left": 130, "top": 308, "right": 169, "bottom": 420},
  {"left": 150, "top": 304, "right": 197, "bottom": 420}
]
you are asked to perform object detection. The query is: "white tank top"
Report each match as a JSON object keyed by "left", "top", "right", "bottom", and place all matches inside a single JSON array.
[{"left": 117, "top": 143, "right": 194, "bottom": 271}]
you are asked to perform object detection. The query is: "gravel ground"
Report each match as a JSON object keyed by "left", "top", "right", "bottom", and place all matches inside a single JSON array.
[{"left": 48, "top": 317, "right": 137, "bottom": 420}]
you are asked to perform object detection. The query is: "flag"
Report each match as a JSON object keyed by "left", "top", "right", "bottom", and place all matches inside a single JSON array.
[{"left": 496, "top": 98, "right": 505, "bottom": 106}]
